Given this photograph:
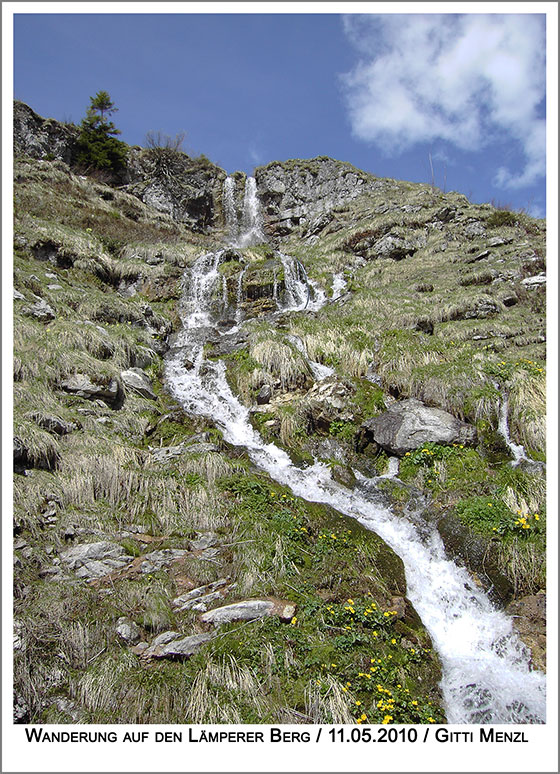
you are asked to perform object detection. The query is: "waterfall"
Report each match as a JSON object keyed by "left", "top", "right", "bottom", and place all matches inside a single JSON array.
[
  {"left": 223, "top": 176, "right": 239, "bottom": 244},
  {"left": 497, "top": 394, "right": 528, "bottom": 466},
  {"left": 238, "top": 176, "right": 264, "bottom": 248},
  {"left": 332, "top": 272, "right": 347, "bottom": 299},
  {"left": 165, "top": 250, "right": 546, "bottom": 725},
  {"left": 223, "top": 175, "right": 264, "bottom": 248}
]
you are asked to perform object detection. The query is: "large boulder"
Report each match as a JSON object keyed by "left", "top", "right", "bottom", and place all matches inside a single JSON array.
[{"left": 363, "top": 398, "right": 476, "bottom": 456}]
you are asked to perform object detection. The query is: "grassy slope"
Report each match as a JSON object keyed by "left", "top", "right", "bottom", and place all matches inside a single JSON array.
[
  {"left": 224, "top": 180, "right": 546, "bottom": 598},
  {"left": 13, "top": 157, "right": 444, "bottom": 725}
]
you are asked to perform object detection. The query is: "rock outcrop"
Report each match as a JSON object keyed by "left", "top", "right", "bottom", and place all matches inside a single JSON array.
[
  {"left": 255, "top": 157, "right": 381, "bottom": 235},
  {"left": 13, "top": 101, "right": 79, "bottom": 165},
  {"left": 123, "top": 147, "right": 225, "bottom": 232}
]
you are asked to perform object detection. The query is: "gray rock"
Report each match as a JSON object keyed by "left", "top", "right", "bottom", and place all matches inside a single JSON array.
[
  {"left": 139, "top": 548, "right": 188, "bottom": 574},
  {"left": 115, "top": 617, "right": 142, "bottom": 644},
  {"left": 29, "top": 413, "right": 78, "bottom": 436},
  {"left": 371, "top": 233, "right": 418, "bottom": 261},
  {"left": 302, "top": 377, "right": 356, "bottom": 432},
  {"left": 21, "top": 297, "right": 56, "bottom": 321},
  {"left": 120, "top": 367, "right": 157, "bottom": 400},
  {"left": 151, "top": 630, "right": 181, "bottom": 647},
  {"left": 173, "top": 579, "right": 230, "bottom": 612},
  {"left": 60, "top": 373, "right": 123, "bottom": 407},
  {"left": 14, "top": 100, "right": 79, "bottom": 165},
  {"left": 13, "top": 289, "right": 26, "bottom": 301},
  {"left": 141, "top": 631, "right": 214, "bottom": 659},
  {"left": 150, "top": 443, "right": 186, "bottom": 463},
  {"left": 60, "top": 541, "right": 132, "bottom": 580},
  {"left": 363, "top": 398, "right": 477, "bottom": 456},
  {"left": 521, "top": 274, "right": 546, "bottom": 288},
  {"left": 255, "top": 158, "right": 380, "bottom": 233},
  {"left": 464, "top": 221, "right": 486, "bottom": 238},
  {"left": 200, "top": 599, "right": 296, "bottom": 627},
  {"left": 189, "top": 533, "right": 219, "bottom": 551}
]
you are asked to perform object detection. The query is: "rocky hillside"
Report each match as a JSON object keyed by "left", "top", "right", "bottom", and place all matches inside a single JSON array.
[{"left": 13, "top": 102, "right": 546, "bottom": 725}]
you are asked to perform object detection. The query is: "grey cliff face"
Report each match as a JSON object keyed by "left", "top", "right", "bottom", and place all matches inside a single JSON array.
[
  {"left": 254, "top": 157, "right": 382, "bottom": 235},
  {"left": 13, "top": 101, "right": 79, "bottom": 165},
  {"left": 123, "top": 147, "right": 226, "bottom": 232}
]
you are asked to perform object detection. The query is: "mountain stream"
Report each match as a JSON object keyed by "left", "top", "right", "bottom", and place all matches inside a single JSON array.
[{"left": 164, "top": 178, "right": 546, "bottom": 724}]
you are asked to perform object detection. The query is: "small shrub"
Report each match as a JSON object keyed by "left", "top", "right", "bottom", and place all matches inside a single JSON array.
[{"left": 486, "top": 210, "right": 518, "bottom": 228}]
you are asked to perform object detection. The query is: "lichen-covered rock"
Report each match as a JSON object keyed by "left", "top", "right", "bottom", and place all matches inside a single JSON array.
[
  {"left": 21, "top": 296, "right": 56, "bottom": 322},
  {"left": 302, "top": 377, "right": 356, "bottom": 432},
  {"left": 364, "top": 398, "right": 477, "bottom": 456},
  {"left": 141, "top": 631, "right": 214, "bottom": 659}
]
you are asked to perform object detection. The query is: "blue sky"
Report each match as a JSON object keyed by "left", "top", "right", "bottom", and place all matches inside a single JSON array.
[{"left": 12, "top": 9, "right": 549, "bottom": 216}]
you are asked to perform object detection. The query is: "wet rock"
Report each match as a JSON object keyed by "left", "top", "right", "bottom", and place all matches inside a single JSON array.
[
  {"left": 256, "top": 384, "right": 272, "bottom": 405},
  {"left": 436, "top": 512, "right": 513, "bottom": 605},
  {"left": 363, "top": 398, "right": 477, "bottom": 456},
  {"left": 120, "top": 367, "right": 157, "bottom": 400},
  {"left": 200, "top": 599, "right": 296, "bottom": 627},
  {"left": 60, "top": 373, "right": 124, "bottom": 408},
  {"left": 506, "top": 592, "right": 546, "bottom": 672}
]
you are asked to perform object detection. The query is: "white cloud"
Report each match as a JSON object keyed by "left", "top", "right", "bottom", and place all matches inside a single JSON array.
[{"left": 341, "top": 14, "right": 546, "bottom": 189}]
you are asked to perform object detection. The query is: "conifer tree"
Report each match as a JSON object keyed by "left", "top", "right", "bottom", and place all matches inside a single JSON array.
[{"left": 76, "top": 91, "right": 128, "bottom": 178}]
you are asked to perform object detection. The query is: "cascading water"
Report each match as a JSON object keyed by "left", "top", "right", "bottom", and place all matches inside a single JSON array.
[
  {"left": 497, "top": 393, "right": 529, "bottom": 466},
  {"left": 238, "top": 176, "right": 264, "bottom": 248},
  {"left": 223, "top": 176, "right": 239, "bottom": 244},
  {"left": 164, "top": 181, "right": 546, "bottom": 725},
  {"left": 331, "top": 272, "right": 348, "bottom": 300}
]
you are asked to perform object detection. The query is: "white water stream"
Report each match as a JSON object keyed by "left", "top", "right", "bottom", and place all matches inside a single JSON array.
[{"left": 164, "top": 189, "right": 546, "bottom": 725}]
